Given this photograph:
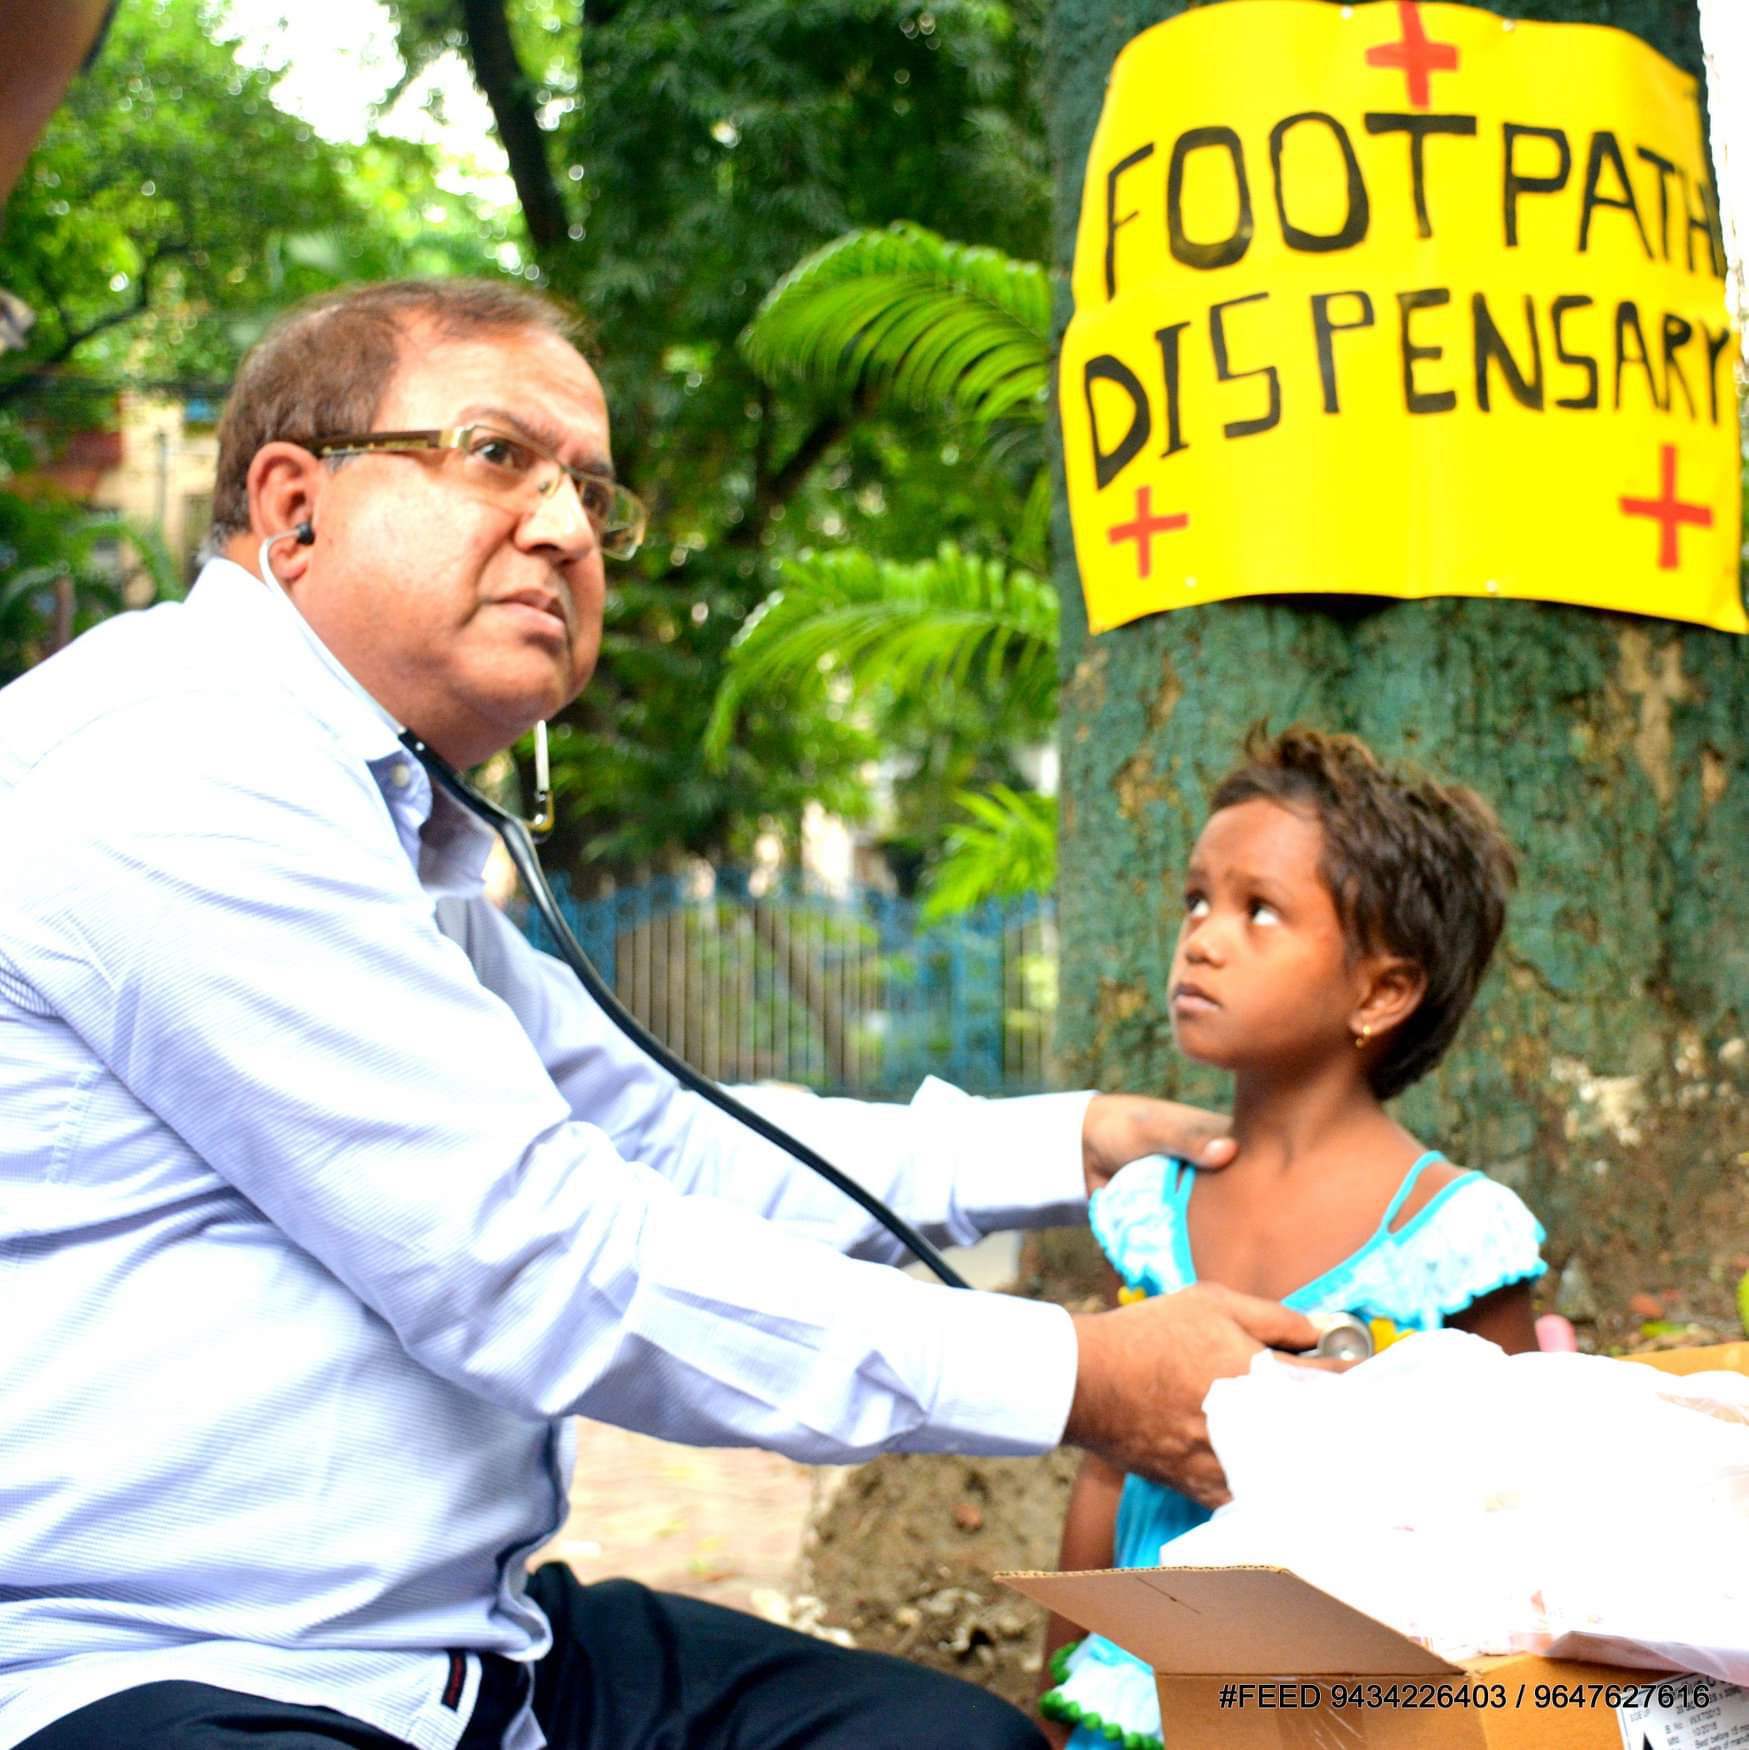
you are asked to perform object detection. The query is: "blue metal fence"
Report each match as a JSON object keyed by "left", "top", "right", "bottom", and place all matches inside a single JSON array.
[{"left": 514, "top": 870, "right": 1056, "bottom": 1098}]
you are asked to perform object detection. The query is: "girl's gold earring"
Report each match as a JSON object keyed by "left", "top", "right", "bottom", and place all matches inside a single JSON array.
[{"left": 1354, "top": 1024, "right": 1372, "bottom": 1049}]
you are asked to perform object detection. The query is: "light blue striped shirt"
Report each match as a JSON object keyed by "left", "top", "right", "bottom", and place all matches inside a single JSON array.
[{"left": 0, "top": 559, "right": 1086, "bottom": 1750}]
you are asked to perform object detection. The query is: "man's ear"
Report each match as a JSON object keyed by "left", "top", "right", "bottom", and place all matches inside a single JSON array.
[
  {"left": 1351, "top": 956, "right": 1427, "bottom": 1045},
  {"left": 243, "top": 443, "right": 325, "bottom": 582}
]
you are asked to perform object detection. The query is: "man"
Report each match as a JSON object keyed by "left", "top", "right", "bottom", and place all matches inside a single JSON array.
[{"left": 0, "top": 278, "right": 1315, "bottom": 1750}]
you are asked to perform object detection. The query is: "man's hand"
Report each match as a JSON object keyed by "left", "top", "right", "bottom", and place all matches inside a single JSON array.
[
  {"left": 1081, "top": 1093, "right": 1235, "bottom": 1197},
  {"left": 1062, "top": 1284, "right": 1319, "bottom": 1507}
]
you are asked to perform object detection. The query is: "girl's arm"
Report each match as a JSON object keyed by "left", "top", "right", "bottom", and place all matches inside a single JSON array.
[
  {"left": 1446, "top": 1279, "right": 1538, "bottom": 1353},
  {"left": 1043, "top": 1390, "right": 1126, "bottom": 1652},
  {"left": 1038, "top": 1255, "right": 1133, "bottom": 1743},
  {"left": 1039, "top": 1449, "right": 1126, "bottom": 1737}
]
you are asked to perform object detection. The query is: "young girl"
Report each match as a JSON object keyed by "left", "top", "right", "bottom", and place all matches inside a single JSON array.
[{"left": 1039, "top": 726, "right": 1547, "bottom": 1750}]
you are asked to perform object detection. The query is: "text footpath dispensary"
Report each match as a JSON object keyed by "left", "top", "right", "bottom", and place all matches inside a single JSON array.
[{"left": 1060, "top": 1, "right": 1744, "bottom": 634}]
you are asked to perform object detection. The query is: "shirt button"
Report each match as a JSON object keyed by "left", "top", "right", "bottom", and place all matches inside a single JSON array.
[{"left": 390, "top": 763, "right": 412, "bottom": 788}]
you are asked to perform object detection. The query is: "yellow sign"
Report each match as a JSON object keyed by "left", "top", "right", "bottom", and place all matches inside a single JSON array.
[{"left": 1061, "top": 0, "right": 1744, "bottom": 634}]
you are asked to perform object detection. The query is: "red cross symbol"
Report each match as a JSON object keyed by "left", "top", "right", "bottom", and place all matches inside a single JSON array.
[
  {"left": 1365, "top": 1, "right": 1460, "bottom": 110},
  {"left": 1107, "top": 485, "right": 1188, "bottom": 579},
  {"left": 1618, "top": 444, "right": 1713, "bottom": 570}
]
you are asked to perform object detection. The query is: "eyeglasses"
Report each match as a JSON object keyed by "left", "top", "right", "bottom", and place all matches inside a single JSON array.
[{"left": 305, "top": 425, "right": 648, "bottom": 559}]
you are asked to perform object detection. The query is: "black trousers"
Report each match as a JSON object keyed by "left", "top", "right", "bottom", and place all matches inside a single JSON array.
[{"left": 20, "top": 1566, "right": 1046, "bottom": 1750}]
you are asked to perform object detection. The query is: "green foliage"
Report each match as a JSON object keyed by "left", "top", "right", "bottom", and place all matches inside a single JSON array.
[
  {"left": 0, "top": 0, "right": 346, "bottom": 390},
  {"left": 537, "top": 572, "right": 883, "bottom": 868},
  {"left": 703, "top": 538, "right": 1061, "bottom": 911},
  {"left": 0, "top": 0, "right": 513, "bottom": 688},
  {"left": 729, "top": 215, "right": 1062, "bottom": 910},
  {"left": 704, "top": 542, "right": 1058, "bottom": 766},
  {"left": 277, "top": 137, "right": 517, "bottom": 290},
  {"left": 0, "top": 0, "right": 508, "bottom": 394},
  {"left": 376, "top": 0, "right": 1052, "bottom": 877},
  {"left": 4, "top": 0, "right": 1060, "bottom": 888},
  {"left": 920, "top": 784, "right": 1056, "bottom": 922},
  {"left": 741, "top": 222, "right": 1050, "bottom": 428},
  {"left": 0, "top": 416, "right": 180, "bottom": 682},
  {"left": 740, "top": 221, "right": 1054, "bottom": 573}
]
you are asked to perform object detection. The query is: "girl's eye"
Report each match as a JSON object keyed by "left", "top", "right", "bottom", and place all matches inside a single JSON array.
[
  {"left": 1185, "top": 894, "right": 1210, "bottom": 919},
  {"left": 1250, "top": 900, "right": 1281, "bottom": 926}
]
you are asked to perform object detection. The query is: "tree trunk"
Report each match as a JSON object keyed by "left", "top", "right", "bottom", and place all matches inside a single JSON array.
[{"left": 1044, "top": 0, "right": 1748, "bottom": 1323}]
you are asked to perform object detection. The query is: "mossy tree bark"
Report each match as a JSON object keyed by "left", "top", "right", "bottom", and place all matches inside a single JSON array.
[{"left": 1044, "top": 0, "right": 1748, "bottom": 1318}]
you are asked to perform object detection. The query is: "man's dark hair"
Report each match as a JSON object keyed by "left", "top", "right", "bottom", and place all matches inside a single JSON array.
[
  {"left": 1209, "top": 724, "right": 1517, "bottom": 1101},
  {"left": 210, "top": 278, "right": 593, "bottom": 545}
]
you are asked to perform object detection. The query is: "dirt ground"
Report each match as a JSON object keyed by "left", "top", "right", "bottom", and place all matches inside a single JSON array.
[{"left": 800, "top": 1447, "right": 1081, "bottom": 1712}]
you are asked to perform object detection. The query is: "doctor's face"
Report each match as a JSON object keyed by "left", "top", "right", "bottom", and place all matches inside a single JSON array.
[{"left": 290, "top": 323, "right": 614, "bottom": 768}]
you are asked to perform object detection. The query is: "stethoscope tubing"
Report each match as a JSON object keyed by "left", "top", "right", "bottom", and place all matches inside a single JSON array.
[
  {"left": 256, "top": 528, "right": 970, "bottom": 1289},
  {"left": 402, "top": 731, "right": 973, "bottom": 1292}
]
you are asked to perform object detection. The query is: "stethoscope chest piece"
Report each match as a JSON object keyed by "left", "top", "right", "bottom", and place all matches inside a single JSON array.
[{"left": 1309, "top": 1311, "right": 1375, "bottom": 1362}]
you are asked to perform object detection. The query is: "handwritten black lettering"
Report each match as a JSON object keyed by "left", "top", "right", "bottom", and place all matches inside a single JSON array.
[
  {"left": 1503, "top": 123, "right": 1570, "bottom": 247},
  {"left": 1154, "top": 322, "right": 1190, "bottom": 456},
  {"left": 1104, "top": 143, "right": 1156, "bottom": 301},
  {"left": 1473, "top": 293, "right": 1544, "bottom": 411},
  {"left": 1682, "top": 169, "right": 1726, "bottom": 277},
  {"left": 1311, "top": 291, "right": 1375, "bottom": 413},
  {"left": 1270, "top": 111, "right": 1369, "bottom": 252},
  {"left": 1579, "top": 130, "right": 1653, "bottom": 258},
  {"left": 1634, "top": 146, "right": 1678, "bottom": 261},
  {"left": 1084, "top": 354, "right": 1151, "bottom": 487},
  {"left": 1398, "top": 289, "right": 1457, "bottom": 414},
  {"left": 1209, "top": 293, "right": 1282, "bottom": 437},
  {"left": 1363, "top": 113, "right": 1477, "bottom": 240},
  {"left": 1703, "top": 325, "right": 1733, "bottom": 424},
  {"left": 1550, "top": 295, "right": 1599, "bottom": 410},
  {"left": 1167, "top": 127, "right": 1253, "bottom": 270},
  {"left": 1660, "top": 312, "right": 1696, "bottom": 418},
  {"left": 1612, "top": 301, "right": 1664, "bottom": 411}
]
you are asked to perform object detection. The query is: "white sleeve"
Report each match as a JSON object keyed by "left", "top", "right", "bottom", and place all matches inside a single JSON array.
[
  {"left": 6, "top": 697, "right": 1078, "bottom": 1461},
  {"left": 446, "top": 894, "right": 1094, "bottom": 1261}
]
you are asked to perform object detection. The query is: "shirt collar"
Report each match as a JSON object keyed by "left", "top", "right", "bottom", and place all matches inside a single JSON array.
[
  {"left": 191, "top": 555, "right": 406, "bottom": 761},
  {"left": 189, "top": 556, "right": 500, "bottom": 897}
]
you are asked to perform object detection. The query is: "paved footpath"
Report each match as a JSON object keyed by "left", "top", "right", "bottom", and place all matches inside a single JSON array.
[{"left": 532, "top": 1233, "right": 1023, "bottom": 1616}]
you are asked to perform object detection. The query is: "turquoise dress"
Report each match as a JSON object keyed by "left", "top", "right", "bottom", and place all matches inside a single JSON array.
[{"left": 1041, "top": 1151, "right": 1547, "bottom": 1750}]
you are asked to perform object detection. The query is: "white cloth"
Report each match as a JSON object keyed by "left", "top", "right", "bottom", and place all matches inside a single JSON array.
[
  {"left": 0, "top": 559, "right": 1089, "bottom": 1750},
  {"left": 1159, "top": 1332, "right": 1749, "bottom": 1682}
]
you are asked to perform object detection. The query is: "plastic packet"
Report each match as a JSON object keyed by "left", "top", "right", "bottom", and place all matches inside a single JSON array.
[{"left": 1155, "top": 1331, "right": 1749, "bottom": 1679}]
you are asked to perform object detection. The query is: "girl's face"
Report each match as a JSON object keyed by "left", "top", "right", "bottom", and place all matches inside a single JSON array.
[{"left": 1169, "top": 798, "right": 1370, "bottom": 1076}]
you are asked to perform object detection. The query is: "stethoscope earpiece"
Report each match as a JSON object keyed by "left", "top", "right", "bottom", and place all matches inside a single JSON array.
[{"left": 294, "top": 521, "right": 315, "bottom": 546}]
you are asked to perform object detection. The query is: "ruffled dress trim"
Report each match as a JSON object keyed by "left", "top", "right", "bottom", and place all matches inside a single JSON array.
[
  {"left": 1090, "top": 1154, "right": 1547, "bottom": 1331},
  {"left": 1040, "top": 1636, "right": 1164, "bottom": 1749}
]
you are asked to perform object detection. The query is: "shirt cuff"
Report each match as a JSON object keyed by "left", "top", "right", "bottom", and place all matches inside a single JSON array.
[
  {"left": 907, "top": 1288, "right": 1080, "bottom": 1456},
  {"left": 909, "top": 1078, "right": 1094, "bottom": 1235}
]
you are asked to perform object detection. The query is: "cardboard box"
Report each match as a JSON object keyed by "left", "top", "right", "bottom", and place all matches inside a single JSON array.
[{"left": 1002, "top": 1344, "right": 1749, "bottom": 1748}]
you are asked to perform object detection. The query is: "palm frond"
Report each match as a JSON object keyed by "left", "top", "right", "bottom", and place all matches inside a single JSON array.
[
  {"left": 703, "top": 542, "right": 1058, "bottom": 767},
  {"left": 920, "top": 785, "right": 1057, "bottom": 922},
  {"left": 741, "top": 222, "right": 1050, "bottom": 427}
]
